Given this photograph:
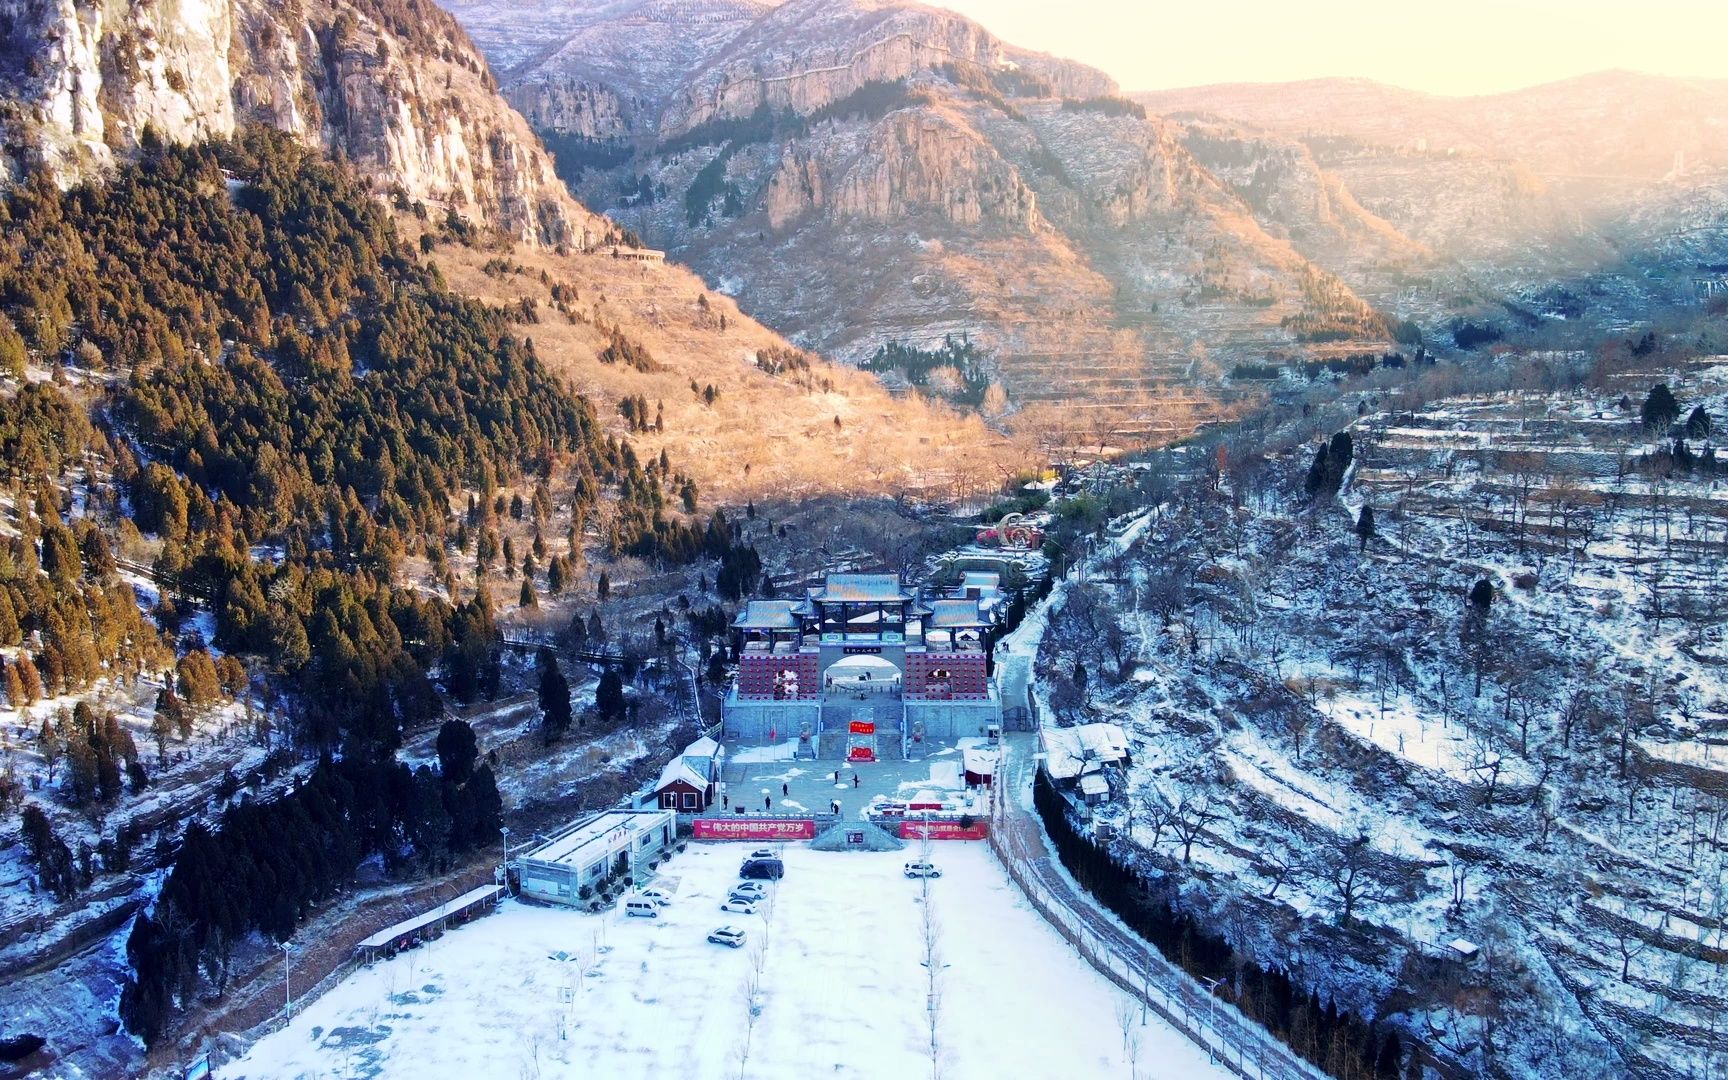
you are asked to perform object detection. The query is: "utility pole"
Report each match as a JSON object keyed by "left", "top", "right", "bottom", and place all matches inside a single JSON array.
[{"left": 500, "top": 826, "right": 512, "bottom": 886}]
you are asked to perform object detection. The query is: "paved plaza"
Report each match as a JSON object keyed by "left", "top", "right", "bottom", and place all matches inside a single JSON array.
[{"left": 717, "top": 739, "right": 987, "bottom": 819}]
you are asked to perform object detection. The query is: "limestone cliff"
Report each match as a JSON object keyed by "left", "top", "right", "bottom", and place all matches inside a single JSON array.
[
  {"left": 769, "top": 104, "right": 1040, "bottom": 231},
  {"left": 506, "top": 76, "right": 633, "bottom": 141},
  {"left": 0, "top": 0, "right": 605, "bottom": 247},
  {"left": 662, "top": 0, "right": 1009, "bottom": 135},
  {"left": 443, "top": 0, "right": 1402, "bottom": 422}
]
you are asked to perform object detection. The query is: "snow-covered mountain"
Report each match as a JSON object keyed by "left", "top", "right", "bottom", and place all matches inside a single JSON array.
[
  {"left": 441, "top": 0, "right": 1414, "bottom": 432},
  {"left": 442, "top": 1, "right": 1728, "bottom": 426}
]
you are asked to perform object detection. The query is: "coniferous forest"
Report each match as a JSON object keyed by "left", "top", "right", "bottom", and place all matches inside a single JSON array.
[{"left": 0, "top": 130, "right": 731, "bottom": 1045}]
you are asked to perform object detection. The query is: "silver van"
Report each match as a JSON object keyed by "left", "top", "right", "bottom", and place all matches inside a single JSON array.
[{"left": 625, "top": 898, "right": 661, "bottom": 919}]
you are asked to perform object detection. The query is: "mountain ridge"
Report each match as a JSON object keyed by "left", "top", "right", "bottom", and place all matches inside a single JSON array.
[
  {"left": 446, "top": 0, "right": 1410, "bottom": 435},
  {"left": 0, "top": 0, "right": 1006, "bottom": 500}
]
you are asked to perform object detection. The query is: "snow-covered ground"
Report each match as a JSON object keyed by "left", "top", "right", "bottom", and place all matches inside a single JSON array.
[{"left": 228, "top": 843, "right": 1229, "bottom": 1080}]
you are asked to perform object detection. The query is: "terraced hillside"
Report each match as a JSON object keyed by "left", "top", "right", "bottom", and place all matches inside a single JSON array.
[{"left": 1031, "top": 353, "right": 1728, "bottom": 1078}]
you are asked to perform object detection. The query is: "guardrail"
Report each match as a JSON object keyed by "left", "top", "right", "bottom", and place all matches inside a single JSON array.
[{"left": 987, "top": 765, "right": 1327, "bottom": 1080}]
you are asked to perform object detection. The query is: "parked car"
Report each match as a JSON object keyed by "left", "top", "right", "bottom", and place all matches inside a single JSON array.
[
  {"left": 625, "top": 898, "right": 661, "bottom": 918},
  {"left": 746, "top": 848, "right": 777, "bottom": 861},
  {"left": 904, "top": 861, "right": 942, "bottom": 879},
  {"left": 730, "top": 881, "right": 767, "bottom": 899},
  {"left": 708, "top": 926, "right": 748, "bottom": 949},
  {"left": 719, "top": 897, "right": 758, "bottom": 915},
  {"left": 740, "top": 857, "right": 784, "bottom": 880},
  {"left": 636, "top": 888, "right": 673, "bottom": 908}
]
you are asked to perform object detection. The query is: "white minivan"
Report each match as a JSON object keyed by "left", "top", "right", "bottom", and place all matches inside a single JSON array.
[{"left": 625, "top": 898, "right": 661, "bottom": 918}]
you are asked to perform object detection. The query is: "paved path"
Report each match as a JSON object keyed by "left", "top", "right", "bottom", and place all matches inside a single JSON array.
[{"left": 993, "top": 733, "right": 1326, "bottom": 1080}]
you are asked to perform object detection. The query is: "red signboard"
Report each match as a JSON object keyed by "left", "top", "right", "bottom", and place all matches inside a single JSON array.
[
  {"left": 848, "top": 720, "right": 875, "bottom": 735},
  {"left": 847, "top": 746, "right": 876, "bottom": 762},
  {"left": 692, "top": 818, "right": 816, "bottom": 841},
  {"left": 899, "top": 820, "right": 989, "bottom": 841}
]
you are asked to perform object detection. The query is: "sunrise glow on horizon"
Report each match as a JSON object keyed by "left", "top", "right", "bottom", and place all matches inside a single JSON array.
[{"left": 932, "top": 0, "right": 1728, "bottom": 97}]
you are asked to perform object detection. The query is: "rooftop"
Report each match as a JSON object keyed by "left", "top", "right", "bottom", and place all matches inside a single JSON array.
[
  {"left": 521, "top": 810, "right": 670, "bottom": 869},
  {"left": 961, "top": 571, "right": 1002, "bottom": 592},
  {"left": 657, "top": 757, "right": 710, "bottom": 792},
  {"left": 734, "top": 600, "right": 800, "bottom": 630},
  {"left": 962, "top": 747, "right": 998, "bottom": 776},
  {"left": 356, "top": 884, "right": 504, "bottom": 951},
  {"left": 658, "top": 736, "right": 722, "bottom": 791},
  {"left": 928, "top": 599, "right": 988, "bottom": 628},
  {"left": 812, "top": 573, "right": 911, "bottom": 603},
  {"left": 1041, "top": 723, "right": 1132, "bottom": 781}
]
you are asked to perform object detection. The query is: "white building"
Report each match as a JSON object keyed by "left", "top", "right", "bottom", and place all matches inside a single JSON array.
[{"left": 516, "top": 810, "right": 675, "bottom": 907}]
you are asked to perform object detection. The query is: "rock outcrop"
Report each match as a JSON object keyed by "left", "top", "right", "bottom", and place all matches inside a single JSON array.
[
  {"left": 0, "top": 0, "right": 604, "bottom": 247},
  {"left": 446, "top": 0, "right": 1396, "bottom": 418},
  {"left": 662, "top": 0, "right": 1009, "bottom": 135},
  {"left": 826, "top": 106, "right": 1039, "bottom": 230},
  {"left": 506, "top": 76, "right": 633, "bottom": 141}
]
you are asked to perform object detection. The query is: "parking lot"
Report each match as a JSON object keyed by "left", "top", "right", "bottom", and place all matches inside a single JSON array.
[{"left": 230, "top": 842, "right": 1228, "bottom": 1079}]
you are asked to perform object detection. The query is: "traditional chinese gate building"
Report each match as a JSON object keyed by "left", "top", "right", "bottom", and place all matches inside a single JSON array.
[{"left": 724, "top": 573, "right": 1000, "bottom": 756}]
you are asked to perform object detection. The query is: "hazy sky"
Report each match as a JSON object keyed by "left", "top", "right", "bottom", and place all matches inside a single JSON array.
[{"left": 931, "top": 0, "right": 1728, "bottom": 96}]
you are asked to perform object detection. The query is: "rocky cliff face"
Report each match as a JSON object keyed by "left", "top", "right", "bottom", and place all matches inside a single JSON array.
[
  {"left": 506, "top": 77, "right": 633, "bottom": 141},
  {"left": 444, "top": 0, "right": 1401, "bottom": 426},
  {"left": 814, "top": 106, "right": 1040, "bottom": 229},
  {"left": 1140, "top": 74, "right": 1728, "bottom": 297},
  {"left": 660, "top": 0, "right": 1009, "bottom": 135},
  {"left": 442, "top": 0, "right": 1727, "bottom": 424},
  {"left": 0, "top": 0, "right": 605, "bottom": 247}
]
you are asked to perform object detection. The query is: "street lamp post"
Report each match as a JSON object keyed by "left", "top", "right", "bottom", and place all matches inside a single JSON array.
[
  {"left": 500, "top": 826, "right": 512, "bottom": 884},
  {"left": 280, "top": 942, "right": 292, "bottom": 1020}
]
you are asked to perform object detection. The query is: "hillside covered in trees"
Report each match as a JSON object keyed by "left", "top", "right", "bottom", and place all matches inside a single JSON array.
[{"left": 0, "top": 130, "right": 740, "bottom": 1052}]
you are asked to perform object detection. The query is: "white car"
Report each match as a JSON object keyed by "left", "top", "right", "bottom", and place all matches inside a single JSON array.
[
  {"left": 636, "top": 889, "right": 673, "bottom": 908},
  {"left": 719, "top": 897, "right": 758, "bottom": 915},
  {"left": 904, "top": 861, "right": 942, "bottom": 879},
  {"left": 708, "top": 927, "right": 748, "bottom": 949},
  {"left": 730, "top": 881, "right": 768, "bottom": 900},
  {"left": 746, "top": 848, "right": 777, "bottom": 861}
]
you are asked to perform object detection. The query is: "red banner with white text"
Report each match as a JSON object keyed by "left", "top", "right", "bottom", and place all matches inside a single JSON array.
[
  {"left": 898, "top": 820, "right": 988, "bottom": 841},
  {"left": 693, "top": 818, "right": 817, "bottom": 841}
]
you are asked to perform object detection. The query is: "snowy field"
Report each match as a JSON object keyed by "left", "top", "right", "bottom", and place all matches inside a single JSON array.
[{"left": 229, "top": 843, "right": 1228, "bottom": 1080}]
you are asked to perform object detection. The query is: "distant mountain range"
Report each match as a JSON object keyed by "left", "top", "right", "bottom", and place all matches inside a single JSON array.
[
  {"left": 440, "top": 0, "right": 1728, "bottom": 429},
  {"left": 4, "top": 0, "right": 1720, "bottom": 435}
]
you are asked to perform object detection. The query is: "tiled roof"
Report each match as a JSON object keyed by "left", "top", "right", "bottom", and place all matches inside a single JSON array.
[
  {"left": 1041, "top": 723, "right": 1131, "bottom": 781},
  {"left": 733, "top": 600, "right": 800, "bottom": 629},
  {"left": 928, "top": 599, "right": 987, "bottom": 628},
  {"left": 813, "top": 573, "right": 909, "bottom": 602}
]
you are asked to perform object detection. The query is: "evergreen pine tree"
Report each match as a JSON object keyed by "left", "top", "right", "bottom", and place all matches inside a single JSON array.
[
  {"left": 596, "top": 668, "right": 626, "bottom": 723},
  {"left": 1356, "top": 505, "right": 1375, "bottom": 551},
  {"left": 1641, "top": 383, "right": 1680, "bottom": 432},
  {"left": 13, "top": 653, "right": 42, "bottom": 704},
  {"left": 538, "top": 655, "right": 572, "bottom": 743},
  {"left": 1685, "top": 405, "right": 1712, "bottom": 439},
  {"left": 436, "top": 719, "right": 478, "bottom": 785}
]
